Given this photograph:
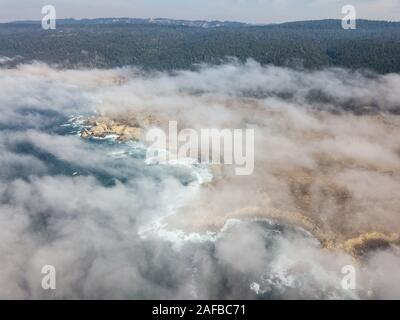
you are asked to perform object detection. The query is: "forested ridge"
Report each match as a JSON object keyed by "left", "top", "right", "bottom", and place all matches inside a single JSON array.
[{"left": 1, "top": 19, "right": 399, "bottom": 73}]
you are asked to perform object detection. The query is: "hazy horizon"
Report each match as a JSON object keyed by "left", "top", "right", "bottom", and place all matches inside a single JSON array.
[
  {"left": 2, "top": 16, "right": 400, "bottom": 25},
  {"left": 0, "top": 0, "right": 399, "bottom": 24}
]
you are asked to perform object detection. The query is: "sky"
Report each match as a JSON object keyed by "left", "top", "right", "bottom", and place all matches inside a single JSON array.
[{"left": 0, "top": 0, "right": 399, "bottom": 23}]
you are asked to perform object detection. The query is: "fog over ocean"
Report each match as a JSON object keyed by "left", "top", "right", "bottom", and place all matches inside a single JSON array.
[{"left": 0, "top": 61, "right": 400, "bottom": 299}]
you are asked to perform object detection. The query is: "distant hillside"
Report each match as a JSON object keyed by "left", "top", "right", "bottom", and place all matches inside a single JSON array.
[
  {"left": 9, "top": 17, "right": 249, "bottom": 28},
  {"left": 1, "top": 18, "right": 400, "bottom": 73}
]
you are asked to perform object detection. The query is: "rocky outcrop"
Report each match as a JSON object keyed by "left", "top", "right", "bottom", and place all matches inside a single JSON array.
[
  {"left": 79, "top": 112, "right": 165, "bottom": 141},
  {"left": 80, "top": 116, "right": 144, "bottom": 141}
]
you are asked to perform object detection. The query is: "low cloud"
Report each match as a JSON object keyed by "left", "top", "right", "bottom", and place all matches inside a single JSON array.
[{"left": 0, "top": 60, "right": 399, "bottom": 299}]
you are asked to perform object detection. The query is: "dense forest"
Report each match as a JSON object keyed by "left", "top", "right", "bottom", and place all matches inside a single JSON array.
[{"left": 0, "top": 19, "right": 400, "bottom": 73}]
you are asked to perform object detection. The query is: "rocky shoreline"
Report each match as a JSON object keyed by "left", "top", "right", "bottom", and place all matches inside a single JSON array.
[
  {"left": 77, "top": 112, "right": 400, "bottom": 260},
  {"left": 81, "top": 118, "right": 142, "bottom": 141},
  {"left": 79, "top": 113, "right": 162, "bottom": 141}
]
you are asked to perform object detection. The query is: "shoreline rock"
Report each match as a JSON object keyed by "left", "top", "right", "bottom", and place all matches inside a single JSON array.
[{"left": 79, "top": 115, "right": 146, "bottom": 141}]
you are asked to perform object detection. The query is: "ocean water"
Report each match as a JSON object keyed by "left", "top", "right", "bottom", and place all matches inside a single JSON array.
[{"left": 9, "top": 110, "right": 358, "bottom": 299}]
